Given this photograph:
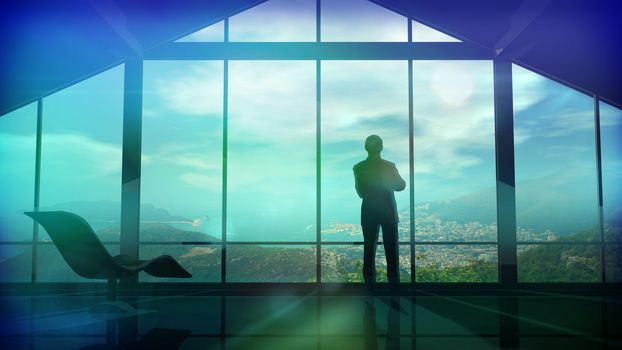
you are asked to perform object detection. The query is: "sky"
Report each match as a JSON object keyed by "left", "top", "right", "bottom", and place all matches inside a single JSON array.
[
  {"left": 1, "top": 0, "right": 621, "bottom": 244},
  {"left": 513, "top": 64, "right": 609, "bottom": 237}
]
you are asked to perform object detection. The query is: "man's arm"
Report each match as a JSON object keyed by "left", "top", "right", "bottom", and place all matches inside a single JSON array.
[
  {"left": 391, "top": 164, "right": 406, "bottom": 192},
  {"left": 353, "top": 165, "right": 363, "bottom": 198}
]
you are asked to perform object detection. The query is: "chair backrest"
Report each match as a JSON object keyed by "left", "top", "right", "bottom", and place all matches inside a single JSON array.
[{"left": 25, "top": 211, "right": 117, "bottom": 279}]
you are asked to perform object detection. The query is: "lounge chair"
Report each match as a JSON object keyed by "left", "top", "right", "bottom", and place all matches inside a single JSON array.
[{"left": 25, "top": 211, "right": 192, "bottom": 302}]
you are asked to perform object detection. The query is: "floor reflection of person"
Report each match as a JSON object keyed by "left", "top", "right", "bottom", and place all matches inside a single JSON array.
[
  {"left": 364, "top": 297, "right": 401, "bottom": 350},
  {"left": 353, "top": 135, "right": 406, "bottom": 290}
]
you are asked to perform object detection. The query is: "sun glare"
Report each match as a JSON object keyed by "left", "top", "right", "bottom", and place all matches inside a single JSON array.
[{"left": 430, "top": 64, "right": 475, "bottom": 107}]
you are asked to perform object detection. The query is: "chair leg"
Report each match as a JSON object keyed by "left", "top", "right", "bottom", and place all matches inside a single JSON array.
[
  {"left": 107, "top": 278, "right": 117, "bottom": 302},
  {"left": 90, "top": 277, "right": 134, "bottom": 316}
]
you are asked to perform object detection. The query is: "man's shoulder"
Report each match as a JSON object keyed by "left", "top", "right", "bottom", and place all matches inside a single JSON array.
[
  {"left": 353, "top": 160, "right": 367, "bottom": 171},
  {"left": 380, "top": 159, "right": 396, "bottom": 167}
]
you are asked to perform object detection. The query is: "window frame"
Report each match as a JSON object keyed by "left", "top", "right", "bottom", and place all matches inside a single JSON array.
[{"left": 0, "top": 0, "right": 615, "bottom": 287}]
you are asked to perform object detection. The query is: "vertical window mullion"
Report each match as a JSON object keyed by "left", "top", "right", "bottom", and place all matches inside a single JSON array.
[
  {"left": 120, "top": 59, "right": 143, "bottom": 286},
  {"left": 407, "top": 18, "right": 415, "bottom": 285},
  {"left": 316, "top": 0, "right": 322, "bottom": 284},
  {"left": 493, "top": 60, "right": 517, "bottom": 287},
  {"left": 31, "top": 96, "right": 43, "bottom": 283},
  {"left": 222, "top": 17, "right": 230, "bottom": 284},
  {"left": 594, "top": 96, "right": 606, "bottom": 283}
]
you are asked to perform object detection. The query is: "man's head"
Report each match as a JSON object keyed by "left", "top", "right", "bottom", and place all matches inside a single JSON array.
[{"left": 364, "top": 135, "right": 383, "bottom": 155}]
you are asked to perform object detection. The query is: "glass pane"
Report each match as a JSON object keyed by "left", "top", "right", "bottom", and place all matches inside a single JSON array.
[
  {"left": 226, "top": 245, "right": 316, "bottom": 282},
  {"left": 513, "top": 65, "right": 599, "bottom": 242},
  {"left": 176, "top": 21, "right": 224, "bottom": 42},
  {"left": 517, "top": 244, "right": 601, "bottom": 282},
  {"left": 141, "top": 61, "right": 223, "bottom": 243},
  {"left": 321, "top": 61, "right": 409, "bottom": 242},
  {"left": 321, "top": 0, "right": 407, "bottom": 42},
  {"left": 322, "top": 245, "right": 363, "bottom": 282},
  {"left": 605, "top": 245, "right": 622, "bottom": 282},
  {"left": 321, "top": 245, "right": 410, "bottom": 282},
  {"left": 600, "top": 102, "right": 622, "bottom": 242},
  {"left": 378, "top": 245, "right": 411, "bottom": 282},
  {"left": 415, "top": 245, "right": 498, "bottom": 282},
  {"left": 0, "top": 245, "right": 32, "bottom": 282},
  {"left": 228, "top": 61, "right": 315, "bottom": 242},
  {"left": 411, "top": 20, "right": 461, "bottom": 42},
  {"left": 139, "top": 245, "right": 221, "bottom": 282},
  {"left": 0, "top": 103, "right": 36, "bottom": 242},
  {"left": 37, "top": 244, "right": 119, "bottom": 282},
  {"left": 413, "top": 61, "right": 496, "bottom": 242},
  {"left": 39, "top": 66, "right": 124, "bottom": 242},
  {"left": 229, "top": 0, "right": 316, "bottom": 42}
]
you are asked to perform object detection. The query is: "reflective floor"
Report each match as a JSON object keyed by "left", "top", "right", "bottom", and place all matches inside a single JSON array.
[{"left": 1, "top": 289, "right": 621, "bottom": 349}]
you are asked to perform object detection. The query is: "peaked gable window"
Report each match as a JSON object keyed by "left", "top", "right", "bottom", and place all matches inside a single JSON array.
[
  {"left": 411, "top": 20, "right": 461, "bottom": 42},
  {"left": 229, "top": 0, "right": 316, "bottom": 42},
  {"left": 176, "top": 20, "right": 224, "bottom": 42},
  {"left": 322, "top": 0, "right": 407, "bottom": 42}
]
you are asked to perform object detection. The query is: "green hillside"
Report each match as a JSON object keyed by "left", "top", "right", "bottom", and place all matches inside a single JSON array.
[{"left": 1, "top": 221, "right": 618, "bottom": 283}]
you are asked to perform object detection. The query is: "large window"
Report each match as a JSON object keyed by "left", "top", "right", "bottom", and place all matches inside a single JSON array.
[
  {"left": 140, "top": 60, "right": 224, "bottom": 282},
  {"left": 321, "top": 0, "right": 407, "bottom": 42},
  {"left": 321, "top": 60, "right": 409, "bottom": 242},
  {"left": 38, "top": 65, "right": 124, "bottom": 282},
  {"left": 600, "top": 102, "right": 622, "bottom": 282},
  {"left": 229, "top": 0, "right": 316, "bottom": 42},
  {"left": 0, "top": 103, "right": 37, "bottom": 282},
  {"left": 320, "top": 60, "right": 410, "bottom": 282},
  {"left": 1, "top": 0, "right": 617, "bottom": 285},
  {"left": 39, "top": 66, "right": 124, "bottom": 241},
  {"left": 228, "top": 61, "right": 316, "bottom": 243},
  {"left": 513, "top": 64, "right": 600, "bottom": 282},
  {"left": 226, "top": 61, "right": 317, "bottom": 282},
  {"left": 413, "top": 61, "right": 498, "bottom": 282}
]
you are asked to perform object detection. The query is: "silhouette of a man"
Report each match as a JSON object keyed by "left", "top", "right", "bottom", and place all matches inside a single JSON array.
[{"left": 353, "top": 135, "right": 406, "bottom": 288}]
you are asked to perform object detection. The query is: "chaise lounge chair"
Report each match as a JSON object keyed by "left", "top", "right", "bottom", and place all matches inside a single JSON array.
[{"left": 25, "top": 211, "right": 192, "bottom": 302}]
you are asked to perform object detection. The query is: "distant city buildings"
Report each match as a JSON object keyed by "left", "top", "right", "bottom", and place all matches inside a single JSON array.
[{"left": 320, "top": 203, "right": 560, "bottom": 270}]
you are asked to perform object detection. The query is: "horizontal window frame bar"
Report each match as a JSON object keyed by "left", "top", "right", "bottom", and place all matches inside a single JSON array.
[
  {"left": 144, "top": 42, "right": 493, "bottom": 60},
  {"left": 26, "top": 241, "right": 617, "bottom": 246},
  {"left": 28, "top": 241, "right": 613, "bottom": 246},
  {"left": 5, "top": 282, "right": 622, "bottom": 290},
  {"left": 35, "top": 241, "right": 119, "bottom": 245},
  {"left": 517, "top": 241, "right": 605, "bottom": 245},
  {"left": 412, "top": 241, "right": 498, "bottom": 245},
  {"left": 134, "top": 241, "right": 499, "bottom": 246}
]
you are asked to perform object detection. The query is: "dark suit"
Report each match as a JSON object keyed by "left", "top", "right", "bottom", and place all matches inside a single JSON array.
[{"left": 353, "top": 156, "right": 406, "bottom": 286}]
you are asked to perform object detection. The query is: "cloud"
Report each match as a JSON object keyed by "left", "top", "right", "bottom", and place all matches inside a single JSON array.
[
  {"left": 411, "top": 61, "right": 495, "bottom": 178},
  {"left": 144, "top": 143, "right": 222, "bottom": 171},
  {"left": 513, "top": 64, "right": 600, "bottom": 140},
  {"left": 180, "top": 173, "right": 222, "bottom": 191},
  {"left": 228, "top": 61, "right": 316, "bottom": 145},
  {"left": 150, "top": 61, "right": 224, "bottom": 117},
  {"left": 151, "top": 59, "right": 497, "bottom": 196},
  {"left": 41, "top": 133, "right": 122, "bottom": 177},
  {"left": 229, "top": 0, "right": 316, "bottom": 42},
  {"left": 142, "top": 107, "right": 161, "bottom": 118},
  {"left": 227, "top": 144, "right": 316, "bottom": 195},
  {"left": 322, "top": 0, "right": 408, "bottom": 42},
  {"left": 142, "top": 140, "right": 223, "bottom": 193},
  {"left": 0, "top": 132, "right": 35, "bottom": 154}
]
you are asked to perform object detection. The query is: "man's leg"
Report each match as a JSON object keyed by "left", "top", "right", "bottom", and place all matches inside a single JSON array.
[
  {"left": 381, "top": 222, "right": 399, "bottom": 287},
  {"left": 362, "top": 223, "right": 380, "bottom": 289}
]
